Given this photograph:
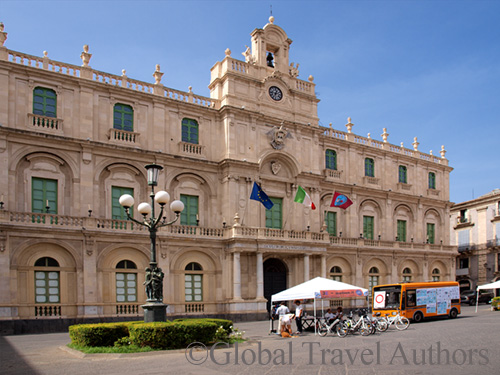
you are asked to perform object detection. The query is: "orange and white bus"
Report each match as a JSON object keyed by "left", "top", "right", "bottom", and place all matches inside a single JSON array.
[{"left": 372, "top": 281, "right": 461, "bottom": 322}]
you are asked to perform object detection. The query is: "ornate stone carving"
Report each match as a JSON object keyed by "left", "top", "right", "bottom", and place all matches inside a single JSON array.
[
  {"left": 267, "top": 123, "right": 292, "bottom": 150},
  {"left": 271, "top": 161, "right": 281, "bottom": 175}
]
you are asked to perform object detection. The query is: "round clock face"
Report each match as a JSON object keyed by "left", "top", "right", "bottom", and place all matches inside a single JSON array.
[{"left": 269, "top": 86, "right": 283, "bottom": 101}]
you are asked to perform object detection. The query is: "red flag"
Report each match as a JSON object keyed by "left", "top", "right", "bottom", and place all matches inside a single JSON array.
[{"left": 330, "top": 192, "right": 353, "bottom": 210}]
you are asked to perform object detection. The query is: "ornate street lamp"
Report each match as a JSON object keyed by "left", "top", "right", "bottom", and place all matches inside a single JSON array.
[{"left": 119, "top": 163, "right": 184, "bottom": 322}]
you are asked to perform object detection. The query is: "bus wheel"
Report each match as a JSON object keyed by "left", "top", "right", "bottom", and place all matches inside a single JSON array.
[
  {"left": 413, "top": 311, "right": 424, "bottom": 323},
  {"left": 449, "top": 308, "right": 458, "bottom": 319}
]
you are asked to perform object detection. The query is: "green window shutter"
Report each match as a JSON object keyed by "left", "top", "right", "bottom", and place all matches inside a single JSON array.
[
  {"left": 35, "top": 271, "right": 60, "bottom": 303},
  {"left": 112, "top": 186, "right": 133, "bottom": 220},
  {"left": 365, "top": 158, "right": 374, "bottom": 177},
  {"left": 180, "top": 194, "right": 199, "bottom": 225},
  {"left": 33, "top": 87, "right": 57, "bottom": 118},
  {"left": 363, "top": 216, "right": 374, "bottom": 239},
  {"left": 265, "top": 197, "right": 282, "bottom": 229},
  {"left": 325, "top": 211, "right": 337, "bottom": 236},
  {"left": 428, "top": 172, "right": 436, "bottom": 189},
  {"left": 113, "top": 104, "right": 134, "bottom": 131},
  {"left": 397, "top": 220, "right": 407, "bottom": 242},
  {"left": 325, "top": 149, "right": 337, "bottom": 170},
  {"left": 398, "top": 166, "right": 407, "bottom": 183},
  {"left": 181, "top": 118, "right": 199, "bottom": 144},
  {"left": 427, "top": 223, "right": 435, "bottom": 244},
  {"left": 32, "top": 177, "right": 57, "bottom": 214},
  {"left": 185, "top": 274, "right": 203, "bottom": 302},
  {"left": 116, "top": 273, "right": 137, "bottom": 302}
]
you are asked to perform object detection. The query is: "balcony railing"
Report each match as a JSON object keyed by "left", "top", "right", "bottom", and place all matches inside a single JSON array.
[
  {"left": 28, "top": 113, "right": 63, "bottom": 133},
  {"left": 0, "top": 210, "right": 455, "bottom": 252}
]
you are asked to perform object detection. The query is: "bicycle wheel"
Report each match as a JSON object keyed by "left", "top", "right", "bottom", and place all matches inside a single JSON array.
[
  {"left": 318, "top": 323, "right": 329, "bottom": 337},
  {"left": 360, "top": 325, "right": 371, "bottom": 336},
  {"left": 376, "top": 319, "right": 388, "bottom": 332},
  {"left": 336, "top": 324, "right": 348, "bottom": 338},
  {"left": 395, "top": 316, "right": 410, "bottom": 330}
]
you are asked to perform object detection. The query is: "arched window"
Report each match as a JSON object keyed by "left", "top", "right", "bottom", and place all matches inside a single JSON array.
[
  {"left": 365, "top": 158, "right": 375, "bottom": 177},
  {"left": 330, "top": 266, "right": 342, "bottom": 281},
  {"left": 113, "top": 103, "right": 134, "bottom": 131},
  {"left": 402, "top": 267, "right": 412, "bottom": 282},
  {"left": 33, "top": 87, "right": 57, "bottom": 118},
  {"left": 398, "top": 165, "right": 407, "bottom": 184},
  {"left": 432, "top": 268, "right": 440, "bottom": 282},
  {"left": 368, "top": 267, "right": 380, "bottom": 295},
  {"left": 34, "top": 257, "right": 60, "bottom": 304},
  {"left": 185, "top": 262, "right": 203, "bottom": 302},
  {"left": 325, "top": 149, "right": 337, "bottom": 170},
  {"left": 428, "top": 172, "right": 436, "bottom": 189},
  {"left": 182, "top": 118, "right": 199, "bottom": 144},
  {"left": 116, "top": 260, "right": 137, "bottom": 302}
]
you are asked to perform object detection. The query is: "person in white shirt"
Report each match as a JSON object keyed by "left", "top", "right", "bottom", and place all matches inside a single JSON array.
[
  {"left": 324, "top": 308, "right": 335, "bottom": 324},
  {"left": 280, "top": 313, "right": 294, "bottom": 336},
  {"left": 294, "top": 300, "right": 303, "bottom": 334}
]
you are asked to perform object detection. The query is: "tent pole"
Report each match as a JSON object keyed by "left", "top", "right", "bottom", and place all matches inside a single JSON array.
[{"left": 475, "top": 287, "right": 479, "bottom": 313}]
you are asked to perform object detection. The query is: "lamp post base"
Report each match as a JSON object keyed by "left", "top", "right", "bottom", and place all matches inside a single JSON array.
[{"left": 142, "top": 302, "right": 168, "bottom": 322}]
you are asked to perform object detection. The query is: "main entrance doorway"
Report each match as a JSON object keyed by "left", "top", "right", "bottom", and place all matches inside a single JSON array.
[{"left": 264, "top": 258, "right": 287, "bottom": 313}]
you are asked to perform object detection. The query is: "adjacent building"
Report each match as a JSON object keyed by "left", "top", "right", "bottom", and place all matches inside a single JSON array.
[
  {"left": 0, "top": 18, "right": 456, "bottom": 333},
  {"left": 451, "top": 189, "right": 500, "bottom": 292}
]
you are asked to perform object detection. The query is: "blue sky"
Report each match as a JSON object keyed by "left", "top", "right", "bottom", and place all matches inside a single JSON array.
[{"left": 2, "top": 0, "right": 499, "bottom": 204}]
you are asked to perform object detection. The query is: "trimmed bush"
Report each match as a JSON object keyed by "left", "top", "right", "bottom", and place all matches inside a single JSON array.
[
  {"left": 129, "top": 320, "right": 218, "bottom": 349},
  {"left": 173, "top": 318, "right": 233, "bottom": 333},
  {"left": 69, "top": 323, "right": 130, "bottom": 347}
]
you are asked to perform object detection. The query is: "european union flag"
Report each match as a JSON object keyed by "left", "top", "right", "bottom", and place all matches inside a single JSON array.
[{"left": 250, "top": 182, "right": 274, "bottom": 210}]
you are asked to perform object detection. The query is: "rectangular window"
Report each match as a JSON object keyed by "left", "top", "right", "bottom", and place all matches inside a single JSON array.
[
  {"left": 116, "top": 273, "right": 137, "bottom": 302},
  {"left": 32, "top": 177, "right": 57, "bottom": 214},
  {"left": 325, "top": 211, "right": 337, "bottom": 236},
  {"left": 113, "top": 104, "right": 134, "bottom": 131},
  {"left": 496, "top": 223, "right": 500, "bottom": 246},
  {"left": 368, "top": 275, "right": 379, "bottom": 296},
  {"left": 363, "top": 216, "right": 374, "bottom": 239},
  {"left": 397, "top": 220, "right": 407, "bottom": 242},
  {"left": 325, "top": 149, "right": 337, "bottom": 170},
  {"left": 459, "top": 258, "right": 469, "bottom": 269},
  {"left": 398, "top": 165, "right": 407, "bottom": 184},
  {"left": 112, "top": 186, "right": 133, "bottom": 220},
  {"left": 426, "top": 223, "right": 435, "bottom": 244},
  {"left": 459, "top": 209, "right": 468, "bottom": 223},
  {"left": 365, "top": 158, "right": 375, "bottom": 177},
  {"left": 458, "top": 229, "right": 470, "bottom": 251},
  {"left": 428, "top": 172, "right": 436, "bottom": 189},
  {"left": 182, "top": 118, "right": 199, "bottom": 144},
  {"left": 35, "top": 271, "right": 60, "bottom": 303},
  {"left": 185, "top": 274, "right": 203, "bottom": 302},
  {"left": 180, "top": 194, "right": 199, "bottom": 225},
  {"left": 33, "top": 87, "right": 57, "bottom": 117},
  {"left": 265, "top": 197, "right": 282, "bottom": 229}
]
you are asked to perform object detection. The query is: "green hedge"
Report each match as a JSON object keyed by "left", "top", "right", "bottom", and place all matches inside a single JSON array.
[
  {"left": 69, "top": 322, "right": 130, "bottom": 347},
  {"left": 129, "top": 320, "right": 218, "bottom": 349},
  {"left": 173, "top": 318, "right": 233, "bottom": 333}
]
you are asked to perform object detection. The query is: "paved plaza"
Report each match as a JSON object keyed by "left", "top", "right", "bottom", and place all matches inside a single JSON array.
[{"left": 0, "top": 305, "right": 498, "bottom": 375}]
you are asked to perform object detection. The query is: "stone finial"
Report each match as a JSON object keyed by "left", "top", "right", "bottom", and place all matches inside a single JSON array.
[
  {"left": 233, "top": 212, "right": 241, "bottom": 227},
  {"left": 225, "top": 48, "right": 231, "bottom": 57},
  {"left": 412, "top": 136, "right": 419, "bottom": 151},
  {"left": 122, "top": 69, "right": 127, "bottom": 76},
  {"left": 429, "top": 150, "right": 433, "bottom": 155},
  {"left": 43, "top": 51, "right": 48, "bottom": 58},
  {"left": 440, "top": 145, "right": 447, "bottom": 159},
  {"left": 401, "top": 142, "right": 404, "bottom": 148},
  {"left": 381, "top": 128, "right": 389, "bottom": 142},
  {"left": 188, "top": 86, "right": 193, "bottom": 93},
  {"left": 345, "top": 117, "right": 353, "bottom": 133},
  {"left": 308, "top": 75, "right": 314, "bottom": 82},
  {"left": 0, "top": 22, "right": 7, "bottom": 47},
  {"left": 269, "top": 16, "right": 275, "bottom": 24},
  {"left": 153, "top": 64, "right": 163, "bottom": 85},
  {"left": 80, "top": 44, "right": 92, "bottom": 67},
  {"left": 367, "top": 133, "right": 371, "bottom": 139}
]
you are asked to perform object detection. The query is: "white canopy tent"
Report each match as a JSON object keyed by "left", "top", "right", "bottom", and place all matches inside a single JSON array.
[
  {"left": 270, "top": 277, "right": 368, "bottom": 334},
  {"left": 475, "top": 280, "right": 500, "bottom": 312}
]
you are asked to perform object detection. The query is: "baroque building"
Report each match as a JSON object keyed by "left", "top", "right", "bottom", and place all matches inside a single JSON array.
[
  {"left": 451, "top": 189, "right": 500, "bottom": 292},
  {"left": 0, "top": 18, "right": 456, "bottom": 333}
]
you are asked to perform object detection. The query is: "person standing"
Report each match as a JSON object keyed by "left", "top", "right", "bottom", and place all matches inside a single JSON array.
[
  {"left": 275, "top": 301, "right": 290, "bottom": 332},
  {"left": 294, "top": 300, "right": 303, "bottom": 334}
]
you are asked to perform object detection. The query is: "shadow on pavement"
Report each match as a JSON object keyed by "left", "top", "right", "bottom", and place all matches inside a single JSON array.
[{"left": 0, "top": 335, "right": 39, "bottom": 375}]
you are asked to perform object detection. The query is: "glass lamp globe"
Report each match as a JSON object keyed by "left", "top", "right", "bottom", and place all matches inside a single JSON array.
[
  {"left": 155, "top": 190, "right": 170, "bottom": 205},
  {"left": 137, "top": 202, "right": 152, "bottom": 215},
  {"left": 119, "top": 194, "right": 135, "bottom": 208},
  {"left": 170, "top": 200, "right": 184, "bottom": 214}
]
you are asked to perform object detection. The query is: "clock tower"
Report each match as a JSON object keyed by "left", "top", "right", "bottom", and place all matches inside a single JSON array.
[{"left": 209, "top": 16, "right": 320, "bottom": 126}]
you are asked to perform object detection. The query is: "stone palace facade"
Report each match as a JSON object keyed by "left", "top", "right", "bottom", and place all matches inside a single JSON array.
[{"left": 0, "top": 18, "right": 456, "bottom": 332}]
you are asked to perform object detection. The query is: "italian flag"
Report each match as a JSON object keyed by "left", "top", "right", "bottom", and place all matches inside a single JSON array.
[{"left": 294, "top": 185, "right": 316, "bottom": 210}]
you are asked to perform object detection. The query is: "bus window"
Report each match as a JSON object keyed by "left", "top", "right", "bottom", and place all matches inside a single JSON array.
[
  {"left": 407, "top": 290, "right": 416, "bottom": 307},
  {"left": 373, "top": 285, "right": 402, "bottom": 310}
]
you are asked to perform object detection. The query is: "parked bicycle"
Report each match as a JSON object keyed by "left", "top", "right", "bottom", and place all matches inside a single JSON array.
[
  {"left": 318, "top": 316, "right": 347, "bottom": 337},
  {"left": 342, "top": 309, "right": 373, "bottom": 336},
  {"left": 377, "top": 309, "right": 410, "bottom": 330}
]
